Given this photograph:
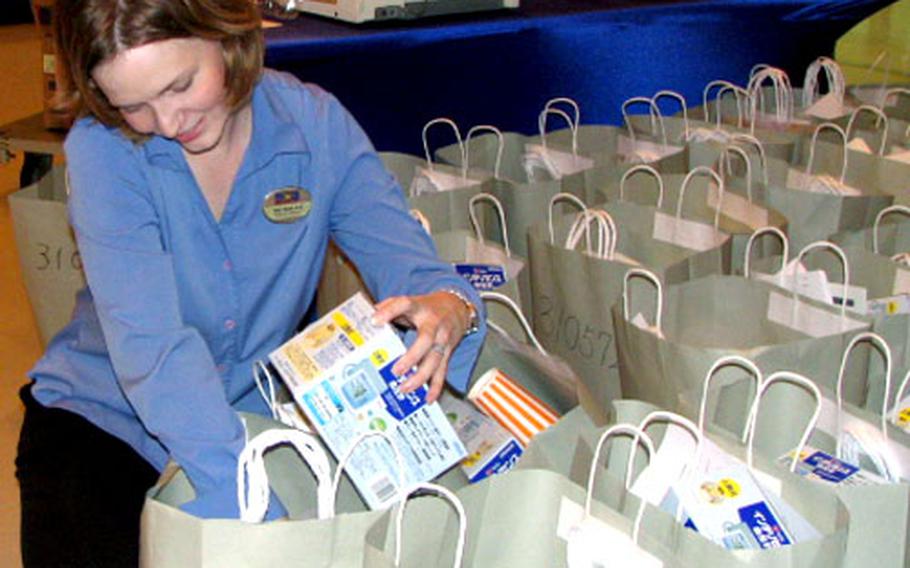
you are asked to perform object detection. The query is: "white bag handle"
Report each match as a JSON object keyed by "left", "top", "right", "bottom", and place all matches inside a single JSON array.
[
  {"left": 253, "top": 360, "right": 280, "bottom": 421},
  {"left": 409, "top": 208, "right": 432, "bottom": 235},
  {"left": 698, "top": 355, "right": 764, "bottom": 442},
  {"left": 793, "top": 240, "right": 850, "bottom": 326},
  {"left": 748, "top": 66, "right": 793, "bottom": 129},
  {"left": 652, "top": 90, "right": 689, "bottom": 141},
  {"left": 746, "top": 370, "right": 822, "bottom": 472},
  {"left": 678, "top": 166, "right": 724, "bottom": 231},
  {"left": 715, "top": 84, "right": 749, "bottom": 130},
  {"left": 422, "top": 118, "right": 465, "bottom": 178},
  {"left": 547, "top": 192, "right": 588, "bottom": 246},
  {"left": 393, "top": 483, "right": 467, "bottom": 568},
  {"left": 238, "top": 428, "right": 334, "bottom": 523},
  {"left": 802, "top": 56, "right": 845, "bottom": 109},
  {"left": 718, "top": 144, "right": 754, "bottom": 203},
  {"left": 622, "top": 268, "right": 663, "bottom": 333},
  {"left": 468, "top": 192, "right": 511, "bottom": 257},
  {"left": 702, "top": 79, "right": 739, "bottom": 124},
  {"left": 621, "top": 96, "right": 667, "bottom": 148},
  {"left": 805, "top": 122, "right": 849, "bottom": 184},
  {"left": 728, "top": 133, "right": 770, "bottom": 187},
  {"left": 481, "top": 291, "right": 548, "bottom": 354},
  {"left": 465, "top": 125, "right": 505, "bottom": 179},
  {"left": 873, "top": 205, "right": 910, "bottom": 255},
  {"left": 743, "top": 226, "right": 789, "bottom": 280},
  {"left": 567, "top": 209, "right": 617, "bottom": 260},
  {"left": 619, "top": 165, "right": 665, "bottom": 207},
  {"left": 845, "top": 105, "right": 890, "bottom": 156},
  {"left": 882, "top": 87, "right": 910, "bottom": 110},
  {"left": 632, "top": 411, "right": 704, "bottom": 520},
  {"left": 542, "top": 96, "right": 582, "bottom": 132},
  {"left": 585, "top": 424, "right": 656, "bottom": 545},
  {"left": 539, "top": 107, "right": 580, "bottom": 157},
  {"left": 836, "top": 332, "right": 892, "bottom": 446},
  {"left": 332, "top": 430, "right": 408, "bottom": 513}
]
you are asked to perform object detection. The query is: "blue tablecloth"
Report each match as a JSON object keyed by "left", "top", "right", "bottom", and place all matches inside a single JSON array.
[{"left": 265, "top": 0, "right": 894, "bottom": 154}]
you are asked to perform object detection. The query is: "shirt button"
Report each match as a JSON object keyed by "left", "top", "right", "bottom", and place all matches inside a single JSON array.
[
  {"left": 224, "top": 319, "right": 236, "bottom": 331},
  {"left": 223, "top": 260, "right": 233, "bottom": 271}
]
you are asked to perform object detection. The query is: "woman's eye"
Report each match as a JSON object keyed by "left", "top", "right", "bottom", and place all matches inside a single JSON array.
[
  {"left": 120, "top": 105, "right": 143, "bottom": 115},
  {"left": 172, "top": 78, "right": 193, "bottom": 93}
]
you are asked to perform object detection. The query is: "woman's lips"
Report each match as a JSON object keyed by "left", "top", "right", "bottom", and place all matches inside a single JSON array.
[{"left": 176, "top": 119, "right": 203, "bottom": 144}]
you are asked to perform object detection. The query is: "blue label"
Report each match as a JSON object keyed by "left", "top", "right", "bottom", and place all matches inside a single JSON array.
[
  {"left": 455, "top": 264, "right": 507, "bottom": 290},
  {"left": 378, "top": 358, "right": 427, "bottom": 420},
  {"left": 738, "top": 502, "right": 791, "bottom": 549},
  {"left": 468, "top": 439, "right": 523, "bottom": 483},
  {"left": 802, "top": 450, "right": 860, "bottom": 484}
]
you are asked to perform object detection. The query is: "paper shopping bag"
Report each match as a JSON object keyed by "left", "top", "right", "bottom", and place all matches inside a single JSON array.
[
  {"left": 611, "top": 269, "right": 874, "bottom": 424},
  {"left": 140, "top": 413, "right": 389, "bottom": 568},
  {"left": 9, "top": 165, "right": 86, "bottom": 345},
  {"left": 764, "top": 123, "right": 896, "bottom": 250}
]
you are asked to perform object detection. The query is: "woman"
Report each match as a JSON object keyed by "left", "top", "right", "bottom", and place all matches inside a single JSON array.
[{"left": 15, "top": 1, "right": 484, "bottom": 565}]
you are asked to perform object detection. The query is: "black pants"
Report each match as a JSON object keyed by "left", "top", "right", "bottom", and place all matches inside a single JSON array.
[{"left": 16, "top": 384, "right": 159, "bottom": 568}]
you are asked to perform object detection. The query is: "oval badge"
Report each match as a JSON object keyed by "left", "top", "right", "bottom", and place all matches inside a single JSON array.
[{"left": 263, "top": 187, "right": 312, "bottom": 223}]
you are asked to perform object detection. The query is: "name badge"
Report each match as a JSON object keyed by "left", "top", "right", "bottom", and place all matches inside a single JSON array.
[{"left": 263, "top": 187, "right": 312, "bottom": 223}]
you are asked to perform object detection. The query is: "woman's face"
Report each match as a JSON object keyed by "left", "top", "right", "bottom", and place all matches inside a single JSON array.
[{"left": 92, "top": 38, "right": 235, "bottom": 154}]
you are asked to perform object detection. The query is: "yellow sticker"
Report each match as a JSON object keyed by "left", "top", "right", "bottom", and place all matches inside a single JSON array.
[
  {"left": 888, "top": 301, "right": 901, "bottom": 315},
  {"left": 898, "top": 407, "right": 910, "bottom": 426},
  {"left": 371, "top": 349, "right": 389, "bottom": 367},
  {"left": 332, "top": 312, "right": 364, "bottom": 347},
  {"left": 718, "top": 478, "right": 741, "bottom": 499}
]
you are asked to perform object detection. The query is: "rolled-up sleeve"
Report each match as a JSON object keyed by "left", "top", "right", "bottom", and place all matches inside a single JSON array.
[{"left": 321, "top": 94, "right": 486, "bottom": 391}]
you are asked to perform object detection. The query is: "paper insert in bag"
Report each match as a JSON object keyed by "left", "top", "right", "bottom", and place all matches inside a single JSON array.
[
  {"left": 439, "top": 392, "right": 523, "bottom": 483},
  {"left": 269, "top": 293, "right": 466, "bottom": 509}
]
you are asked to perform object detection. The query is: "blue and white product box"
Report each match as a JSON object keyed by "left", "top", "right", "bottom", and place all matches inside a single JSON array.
[
  {"left": 269, "top": 293, "right": 467, "bottom": 510},
  {"left": 672, "top": 463, "right": 794, "bottom": 551},
  {"left": 780, "top": 446, "right": 886, "bottom": 487},
  {"left": 438, "top": 391, "right": 523, "bottom": 483},
  {"left": 455, "top": 263, "right": 507, "bottom": 291}
]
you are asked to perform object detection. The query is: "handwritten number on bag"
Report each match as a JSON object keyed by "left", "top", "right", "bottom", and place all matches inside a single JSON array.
[
  {"left": 537, "top": 294, "right": 617, "bottom": 368},
  {"left": 35, "top": 242, "right": 82, "bottom": 271}
]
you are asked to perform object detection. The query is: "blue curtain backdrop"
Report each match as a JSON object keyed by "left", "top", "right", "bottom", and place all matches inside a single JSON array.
[{"left": 265, "top": 0, "right": 896, "bottom": 154}]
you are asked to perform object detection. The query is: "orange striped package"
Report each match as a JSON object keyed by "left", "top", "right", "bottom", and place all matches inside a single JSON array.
[{"left": 467, "top": 368, "right": 560, "bottom": 446}]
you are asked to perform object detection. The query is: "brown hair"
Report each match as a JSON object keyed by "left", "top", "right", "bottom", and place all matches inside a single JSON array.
[{"left": 54, "top": 0, "right": 263, "bottom": 140}]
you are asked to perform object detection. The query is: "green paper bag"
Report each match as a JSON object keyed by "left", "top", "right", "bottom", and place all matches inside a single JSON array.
[
  {"left": 764, "top": 124, "right": 897, "bottom": 250},
  {"left": 611, "top": 270, "right": 874, "bottom": 426},
  {"left": 9, "top": 165, "right": 86, "bottom": 345}
]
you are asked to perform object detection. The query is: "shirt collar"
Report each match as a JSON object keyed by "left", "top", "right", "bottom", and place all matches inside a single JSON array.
[{"left": 143, "top": 73, "right": 310, "bottom": 172}]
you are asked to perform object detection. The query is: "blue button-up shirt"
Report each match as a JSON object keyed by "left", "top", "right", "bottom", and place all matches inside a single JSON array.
[{"left": 29, "top": 70, "right": 484, "bottom": 518}]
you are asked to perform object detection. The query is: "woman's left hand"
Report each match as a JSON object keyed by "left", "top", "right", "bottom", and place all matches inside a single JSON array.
[{"left": 371, "top": 291, "right": 474, "bottom": 403}]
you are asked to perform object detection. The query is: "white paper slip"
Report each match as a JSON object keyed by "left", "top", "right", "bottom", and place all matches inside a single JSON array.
[
  {"left": 893, "top": 269, "right": 910, "bottom": 296},
  {"left": 803, "top": 93, "right": 848, "bottom": 120},
  {"left": 887, "top": 148, "right": 910, "bottom": 164},
  {"left": 270, "top": 293, "right": 467, "bottom": 510},
  {"left": 617, "top": 135, "right": 680, "bottom": 164},
  {"left": 706, "top": 188, "right": 769, "bottom": 230},
  {"left": 652, "top": 212, "right": 729, "bottom": 252},
  {"left": 846, "top": 137, "right": 874, "bottom": 154},
  {"left": 766, "top": 291, "right": 867, "bottom": 338},
  {"left": 868, "top": 294, "right": 910, "bottom": 317},
  {"left": 629, "top": 312, "right": 664, "bottom": 339},
  {"left": 785, "top": 169, "right": 861, "bottom": 196},
  {"left": 558, "top": 497, "right": 664, "bottom": 568},
  {"left": 522, "top": 144, "right": 594, "bottom": 180},
  {"left": 410, "top": 166, "right": 477, "bottom": 195}
]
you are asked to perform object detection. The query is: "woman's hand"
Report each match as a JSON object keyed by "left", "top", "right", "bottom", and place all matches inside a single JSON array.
[{"left": 371, "top": 290, "right": 475, "bottom": 403}]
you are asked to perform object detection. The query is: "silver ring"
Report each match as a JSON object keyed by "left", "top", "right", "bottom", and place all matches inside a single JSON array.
[{"left": 430, "top": 343, "right": 446, "bottom": 356}]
